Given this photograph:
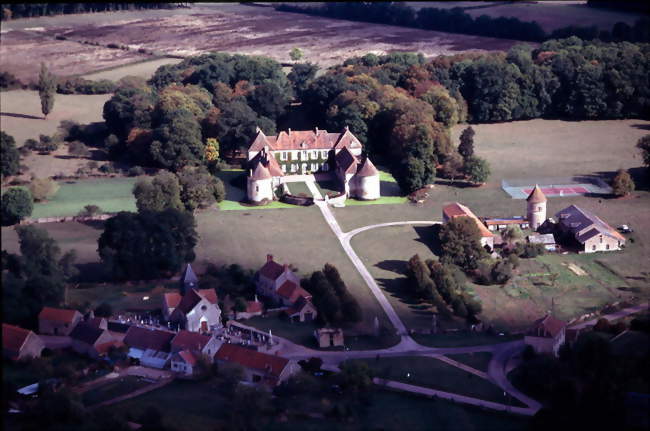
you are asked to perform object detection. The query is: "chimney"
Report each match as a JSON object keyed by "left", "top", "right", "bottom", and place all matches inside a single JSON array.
[
  {"left": 255, "top": 126, "right": 261, "bottom": 133},
  {"left": 267, "top": 254, "right": 273, "bottom": 262},
  {"left": 283, "top": 264, "right": 289, "bottom": 272},
  {"left": 288, "top": 128, "right": 292, "bottom": 136},
  {"left": 344, "top": 125, "right": 349, "bottom": 131},
  {"left": 315, "top": 126, "right": 319, "bottom": 134}
]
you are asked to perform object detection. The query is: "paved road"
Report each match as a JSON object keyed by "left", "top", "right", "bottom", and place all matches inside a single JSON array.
[
  {"left": 569, "top": 302, "right": 649, "bottom": 330},
  {"left": 39, "top": 335, "right": 72, "bottom": 349}
]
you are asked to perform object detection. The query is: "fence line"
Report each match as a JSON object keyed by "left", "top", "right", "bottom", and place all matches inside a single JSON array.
[{"left": 20, "top": 213, "right": 115, "bottom": 225}]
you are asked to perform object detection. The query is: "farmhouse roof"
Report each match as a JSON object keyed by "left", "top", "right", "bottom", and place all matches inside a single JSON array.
[
  {"left": 528, "top": 315, "right": 566, "bottom": 338},
  {"left": 175, "top": 349, "right": 198, "bottom": 366},
  {"left": 96, "top": 340, "right": 123, "bottom": 356},
  {"left": 198, "top": 289, "right": 218, "bottom": 305},
  {"left": 555, "top": 205, "right": 624, "bottom": 242},
  {"left": 259, "top": 255, "right": 285, "bottom": 280},
  {"left": 277, "top": 281, "right": 312, "bottom": 304},
  {"left": 335, "top": 146, "right": 358, "bottom": 175},
  {"left": 355, "top": 156, "right": 378, "bottom": 177},
  {"left": 246, "top": 300, "right": 263, "bottom": 314},
  {"left": 442, "top": 202, "right": 494, "bottom": 238},
  {"left": 38, "top": 307, "right": 81, "bottom": 324},
  {"left": 526, "top": 184, "right": 547, "bottom": 203},
  {"left": 215, "top": 343, "right": 289, "bottom": 378},
  {"left": 3, "top": 324, "right": 32, "bottom": 359},
  {"left": 287, "top": 297, "right": 316, "bottom": 316},
  {"left": 164, "top": 292, "right": 182, "bottom": 309},
  {"left": 171, "top": 330, "right": 210, "bottom": 352},
  {"left": 124, "top": 326, "right": 175, "bottom": 352},
  {"left": 86, "top": 317, "right": 106, "bottom": 328},
  {"left": 70, "top": 322, "right": 105, "bottom": 346},
  {"left": 248, "top": 128, "right": 362, "bottom": 153}
]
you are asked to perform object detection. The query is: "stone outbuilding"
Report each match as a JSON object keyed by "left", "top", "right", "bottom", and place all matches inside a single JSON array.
[
  {"left": 524, "top": 314, "right": 567, "bottom": 357},
  {"left": 3, "top": 323, "right": 45, "bottom": 361},
  {"left": 314, "top": 328, "right": 344, "bottom": 348},
  {"left": 214, "top": 343, "right": 300, "bottom": 387},
  {"left": 38, "top": 307, "right": 83, "bottom": 336},
  {"left": 555, "top": 205, "right": 625, "bottom": 253}
]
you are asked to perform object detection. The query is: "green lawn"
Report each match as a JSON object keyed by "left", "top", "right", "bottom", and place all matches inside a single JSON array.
[
  {"left": 315, "top": 179, "right": 342, "bottom": 197},
  {"left": 347, "top": 356, "right": 524, "bottom": 406},
  {"left": 66, "top": 282, "right": 178, "bottom": 312},
  {"left": 285, "top": 181, "right": 312, "bottom": 197},
  {"left": 215, "top": 169, "right": 298, "bottom": 210},
  {"left": 412, "top": 333, "right": 522, "bottom": 348},
  {"left": 446, "top": 352, "right": 493, "bottom": 372},
  {"left": 82, "top": 376, "right": 151, "bottom": 407},
  {"left": 31, "top": 177, "right": 137, "bottom": 218}
]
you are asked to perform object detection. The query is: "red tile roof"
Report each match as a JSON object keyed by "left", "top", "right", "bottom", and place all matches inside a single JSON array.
[
  {"left": 96, "top": 340, "right": 124, "bottom": 356},
  {"left": 528, "top": 315, "right": 567, "bottom": 338},
  {"left": 287, "top": 297, "right": 316, "bottom": 316},
  {"left": 164, "top": 292, "right": 182, "bottom": 309},
  {"left": 38, "top": 307, "right": 80, "bottom": 324},
  {"left": 277, "top": 281, "right": 312, "bottom": 304},
  {"left": 178, "top": 349, "right": 198, "bottom": 366},
  {"left": 251, "top": 161, "right": 272, "bottom": 180},
  {"left": 443, "top": 203, "right": 494, "bottom": 238},
  {"left": 215, "top": 344, "right": 289, "bottom": 378},
  {"left": 124, "top": 326, "right": 175, "bottom": 352},
  {"left": 259, "top": 258, "right": 285, "bottom": 280},
  {"left": 70, "top": 322, "right": 106, "bottom": 345},
  {"left": 198, "top": 289, "right": 218, "bottom": 305},
  {"left": 171, "top": 330, "right": 210, "bottom": 352},
  {"left": 526, "top": 185, "right": 547, "bottom": 203},
  {"left": 246, "top": 301, "right": 263, "bottom": 314},
  {"left": 248, "top": 128, "right": 362, "bottom": 153},
  {"left": 335, "top": 146, "right": 358, "bottom": 175},
  {"left": 356, "top": 156, "right": 378, "bottom": 177},
  {"left": 3, "top": 324, "right": 32, "bottom": 359}
]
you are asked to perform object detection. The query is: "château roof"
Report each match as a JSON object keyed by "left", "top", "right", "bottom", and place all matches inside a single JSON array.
[
  {"left": 355, "top": 156, "right": 379, "bottom": 177},
  {"left": 335, "top": 146, "right": 358, "bottom": 174},
  {"left": 259, "top": 255, "right": 285, "bottom": 280},
  {"left": 248, "top": 127, "right": 362, "bottom": 153},
  {"left": 251, "top": 160, "right": 272, "bottom": 180},
  {"left": 526, "top": 185, "right": 547, "bottom": 204}
]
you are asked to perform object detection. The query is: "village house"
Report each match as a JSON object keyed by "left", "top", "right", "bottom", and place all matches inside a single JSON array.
[
  {"left": 3, "top": 323, "right": 45, "bottom": 361},
  {"left": 554, "top": 205, "right": 626, "bottom": 253},
  {"left": 69, "top": 322, "right": 117, "bottom": 359},
  {"left": 123, "top": 326, "right": 176, "bottom": 369},
  {"left": 527, "top": 233, "right": 557, "bottom": 252},
  {"left": 38, "top": 307, "right": 83, "bottom": 336},
  {"left": 442, "top": 202, "right": 495, "bottom": 249},
  {"left": 315, "top": 328, "right": 344, "bottom": 348},
  {"left": 86, "top": 316, "right": 108, "bottom": 330},
  {"left": 231, "top": 296, "right": 264, "bottom": 321},
  {"left": 214, "top": 343, "right": 300, "bottom": 387},
  {"left": 246, "top": 127, "right": 380, "bottom": 203},
  {"left": 163, "top": 264, "right": 222, "bottom": 333},
  {"left": 255, "top": 255, "right": 317, "bottom": 322},
  {"left": 169, "top": 330, "right": 223, "bottom": 377},
  {"left": 524, "top": 314, "right": 567, "bottom": 357}
]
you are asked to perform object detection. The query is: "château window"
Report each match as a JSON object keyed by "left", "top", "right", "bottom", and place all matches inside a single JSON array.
[
  {"left": 538, "top": 206, "right": 542, "bottom": 211},
  {"left": 312, "top": 150, "right": 318, "bottom": 159},
  {"left": 599, "top": 235, "right": 602, "bottom": 243},
  {"left": 606, "top": 244, "right": 610, "bottom": 250},
  {"left": 322, "top": 150, "right": 328, "bottom": 158},
  {"left": 255, "top": 186, "right": 259, "bottom": 192},
  {"left": 592, "top": 245, "right": 596, "bottom": 250},
  {"left": 281, "top": 152, "right": 287, "bottom": 161}
]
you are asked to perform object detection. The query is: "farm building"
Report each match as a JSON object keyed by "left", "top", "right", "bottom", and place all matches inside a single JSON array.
[
  {"left": 527, "top": 233, "right": 557, "bottom": 251},
  {"left": 3, "top": 323, "right": 45, "bottom": 361},
  {"left": 246, "top": 127, "right": 379, "bottom": 203},
  {"left": 315, "top": 328, "right": 344, "bottom": 348},
  {"left": 286, "top": 297, "right": 318, "bottom": 323},
  {"left": 482, "top": 216, "right": 530, "bottom": 232},
  {"left": 524, "top": 315, "right": 567, "bottom": 357},
  {"left": 214, "top": 343, "right": 299, "bottom": 387},
  {"left": 69, "top": 322, "right": 117, "bottom": 358},
  {"left": 555, "top": 205, "right": 625, "bottom": 253},
  {"left": 171, "top": 350, "right": 201, "bottom": 377},
  {"left": 170, "top": 330, "right": 222, "bottom": 358},
  {"left": 38, "top": 307, "right": 83, "bottom": 336},
  {"left": 231, "top": 296, "right": 264, "bottom": 320},
  {"left": 123, "top": 326, "right": 176, "bottom": 369},
  {"left": 442, "top": 202, "right": 495, "bottom": 249}
]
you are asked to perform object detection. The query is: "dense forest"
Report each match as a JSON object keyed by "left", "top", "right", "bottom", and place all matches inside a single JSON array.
[
  {"left": 0, "top": 3, "right": 178, "bottom": 20},
  {"left": 96, "top": 37, "right": 649, "bottom": 195},
  {"left": 276, "top": 2, "right": 650, "bottom": 44}
]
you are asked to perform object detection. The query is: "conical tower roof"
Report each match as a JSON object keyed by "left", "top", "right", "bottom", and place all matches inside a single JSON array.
[
  {"left": 526, "top": 184, "right": 547, "bottom": 203},
  {"left": 251, "top": 161, "right": 272, "bottom": 180},
  {"left": 180, "top": 263, "right": 198, "bottom": 294},
  {"left": 356, "top": 156, "right": 379, "bottom": 177}
]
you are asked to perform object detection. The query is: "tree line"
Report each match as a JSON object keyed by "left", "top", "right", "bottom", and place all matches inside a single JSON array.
[
  {"left": 1, "top": 3, "right": 176, "bottom": 20},
  {"left": 276, "top": 2, "right": 650, "bottom": 44}
]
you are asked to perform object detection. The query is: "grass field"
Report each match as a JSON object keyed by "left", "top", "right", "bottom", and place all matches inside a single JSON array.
[
  {"left": 82, "top": 376, "right": 151, "bottom": 407},
  {"left": 285, "top": 181, "right": 312, "bottom": 197},
  {"left": 412, "top": 332, "right": 522, "bottom": 348},
  {"left": 81, "top": 57, "right": 183, "bottom": 81},
  {"left": 30, "top": 177, "right": 137, "bottom": 218},
  {"left": 446, "top": 352, "right": 493, "bottom": 372},
  {"left": 105, "top": 378, "right": 529, "bottom": 431},
  {"left": 66, "top": 282, "right": 178, "bottom": 312},
  {"left": 347, "top": 356, "right": 523, "bottom": 406},
  {"left": 0, "top": 90, "right": 110, "bottom": 145}
]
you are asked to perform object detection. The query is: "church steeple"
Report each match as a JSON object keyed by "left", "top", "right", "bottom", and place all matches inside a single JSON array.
[{"left": 180, "top": 263, "right": 198, "bottom": 295}]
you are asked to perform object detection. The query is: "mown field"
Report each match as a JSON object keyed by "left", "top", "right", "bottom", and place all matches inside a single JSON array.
[{"left": 104, "top": 378, "right": 529, "bottom": 431}]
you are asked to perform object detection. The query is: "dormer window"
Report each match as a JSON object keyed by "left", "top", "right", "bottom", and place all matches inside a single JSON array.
[
  {"left": 201, "top": 305, "right": 207, "bottom": 311},
  {"left": 300, "top": 141, "right": 307, "bottom": 149}
]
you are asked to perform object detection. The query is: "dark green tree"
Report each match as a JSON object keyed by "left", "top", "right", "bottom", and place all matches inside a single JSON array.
[
  {"left": 133, "top": 171, "right": 183, "bottom": 212},
  {"left": 439, "top": 216, "right": 488, "bottom": 270},
  {"left": 637, "top": 135, "right": 650, "bottom": 173},
  {"left": 463, "top": 155, "right": 491, "bottom": 184},
  {"left": 611, "top": 168, "right": 634, "bottom": 196},
  {"left": 287, "top": 62, "right": 319, "bottom": 99},
  {"left": 458, "top": 126, "right": 475, "bottom": 160},
  {"left": 177, "top": 166, "right": 226, "bottom": 211},
  {"left": 98, "top": 209, "right": 198, "bottom": 280},
  {"left": 1, "top": 187, "right": 33, "bottom": 226},
  {"left": 150, "top": 108, "right": 204, "bottom": 171},
  {"left": 1, "top": 131, "right": 20, "bottom": 177},
  {"left": 38, "top": 62, "right": 56, "bottom": 119}
]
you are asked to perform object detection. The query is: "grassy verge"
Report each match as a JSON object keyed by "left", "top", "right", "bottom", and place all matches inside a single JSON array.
[
  {"left": 345, "top": 196, "right": 408, "bottom": 206},
  {"left": 81, "top": 376, "right": 153, "bottom": 407},
  {"left": 215, "top": 169, "right": 299, "bottom": 211},
  {"left": 412, "top": 332, "right": 522, "bottom": 348},
  {"left": 67, "top": 282, "right": 178, "bottom": 312},
  {"left": 347, "top": 356, "right": 525, "bottom": 406},
  {"left": 31, "top": 178, "right": 137, "bottom": 218},
  {"left": 446, "top": 352, "right": 493, "bottom": 372}
]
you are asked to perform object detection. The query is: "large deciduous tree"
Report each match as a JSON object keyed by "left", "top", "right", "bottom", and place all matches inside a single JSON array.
[
  {"left": 439, "top": 216, "right": 488, "bottom": 270},
  {"left": 1, "top": 187, "right": 33, "bottom": 226},
  {"left": 98, "top": 209, "right": 198, "bottom": 280},
  {"left": 463, "top": 155, "right": 491, "bottom": 185},
  {"left": 637, "top": 135, "right": 650, "bottom": 173},
  {"left": 150, "top": 108, "right": 204, "bottom": 171},
  {"left": 38, "top": 63, "right": 56, "bottom": 119},
  {"left": 176, "top": 165, "right": 226, "bottom": 211},
  {"left": 458, "top": 126, "right": 475, "bottom": 160},
  {"left": 611, "top": 169, "right": 635, "bottom": 197}
]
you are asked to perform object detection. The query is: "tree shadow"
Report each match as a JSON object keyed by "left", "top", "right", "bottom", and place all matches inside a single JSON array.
[
  {"left": 54, "top": 155, "right": 77, "bottom": 160},
  {"left": 78, "top": 220, "right": 106, "bottom": 230},
  {"left": 592, "top": 167, "right": 650, "bottom": 192},
  {"left": 414, "top": 224, "right": 442, "bottom": 257},
  {"left": 0, "top": 112, "right": 43, "bottom": 120},
  {"left": 630, "top": 123, "right": 650, "bottom": 131},
  {"left": 380, "top": 181, "right": 402, "bottom": 197},
  {"left": 375, "top": 259, "right": 406, "bottom": 274},
  {"left": 434, "top": 178, "right": 477, "bottom": 188},
  {"left": 74, "top": 262, "right": 109, "bottom": 283}
]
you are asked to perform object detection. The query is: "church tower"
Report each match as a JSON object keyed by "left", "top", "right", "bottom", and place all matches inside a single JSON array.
[
  {"left": 180, "top": 263, "right": 198, "bottom": 296},
  {"left": 526, "top": 184, "right": 547, "bottom": 231}
]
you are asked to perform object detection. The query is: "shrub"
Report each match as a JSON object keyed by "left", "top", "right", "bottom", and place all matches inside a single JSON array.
[
  {"left": 107, "top": 43, "right": 119, "bottom": 49},
  {"left": 1, "top": 187, "right": 33, "bottom": 225},
  {"left": 99, "top": 163, "right": 117, "bottom": 174},
  {"left": 78, "top": 204, "right": 101, "bottom": 217},
  {"left": 67, "top": 141, "right": 90, "bottom": 157},
  {"left": 128, "top": 166, "right": 145, "bottom": 177},
  {"left": 29, "top": 178, "right": 59, "bottom": 201},
  {"left": 26, "top": 135, "right": 59, "bottom": 154},
  {"left": 94, "top": 302, "right": 113, "bottom": 317},
  {"left": 18, "top": 145, "right": 32, "bottom": 156},
  {"left": 86, "top": 161, "right": 99, "bottom": 170}
]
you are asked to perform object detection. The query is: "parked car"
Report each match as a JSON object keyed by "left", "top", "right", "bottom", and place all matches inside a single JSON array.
[{"left": 617, "top": 225, "right": 633, "bottom": 233}]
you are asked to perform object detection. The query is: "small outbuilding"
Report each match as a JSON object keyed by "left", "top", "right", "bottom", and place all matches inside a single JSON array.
[
  {"left": 69, "top": 322, "right": 115, "bottom": 359},
  {"left": 527, "top": 233, "right": 557, "bottom": 251},
  {"left": 3, "top": 323, "right": 45, "bottom": 361},
  {"left": 314, "top": 328, "right": 344, "bottom": 348},
  {"left": 524, "top": 314, "right": 567, "bottom": 357},
  {"left": 38, "top": 307, "right": 83, "bottom": 336}
]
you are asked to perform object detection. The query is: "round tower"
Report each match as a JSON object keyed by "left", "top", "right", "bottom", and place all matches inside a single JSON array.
[
  {"left": 526, "top": 184, "right": 547, "bottom": 231},
  {"left": 247, "top": 163, "right": 273, "bottom": 203}
]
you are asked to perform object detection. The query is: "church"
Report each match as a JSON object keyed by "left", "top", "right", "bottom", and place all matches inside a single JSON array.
[{"left": 246, "top": 127, "right": 380, "bottom": 203}]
